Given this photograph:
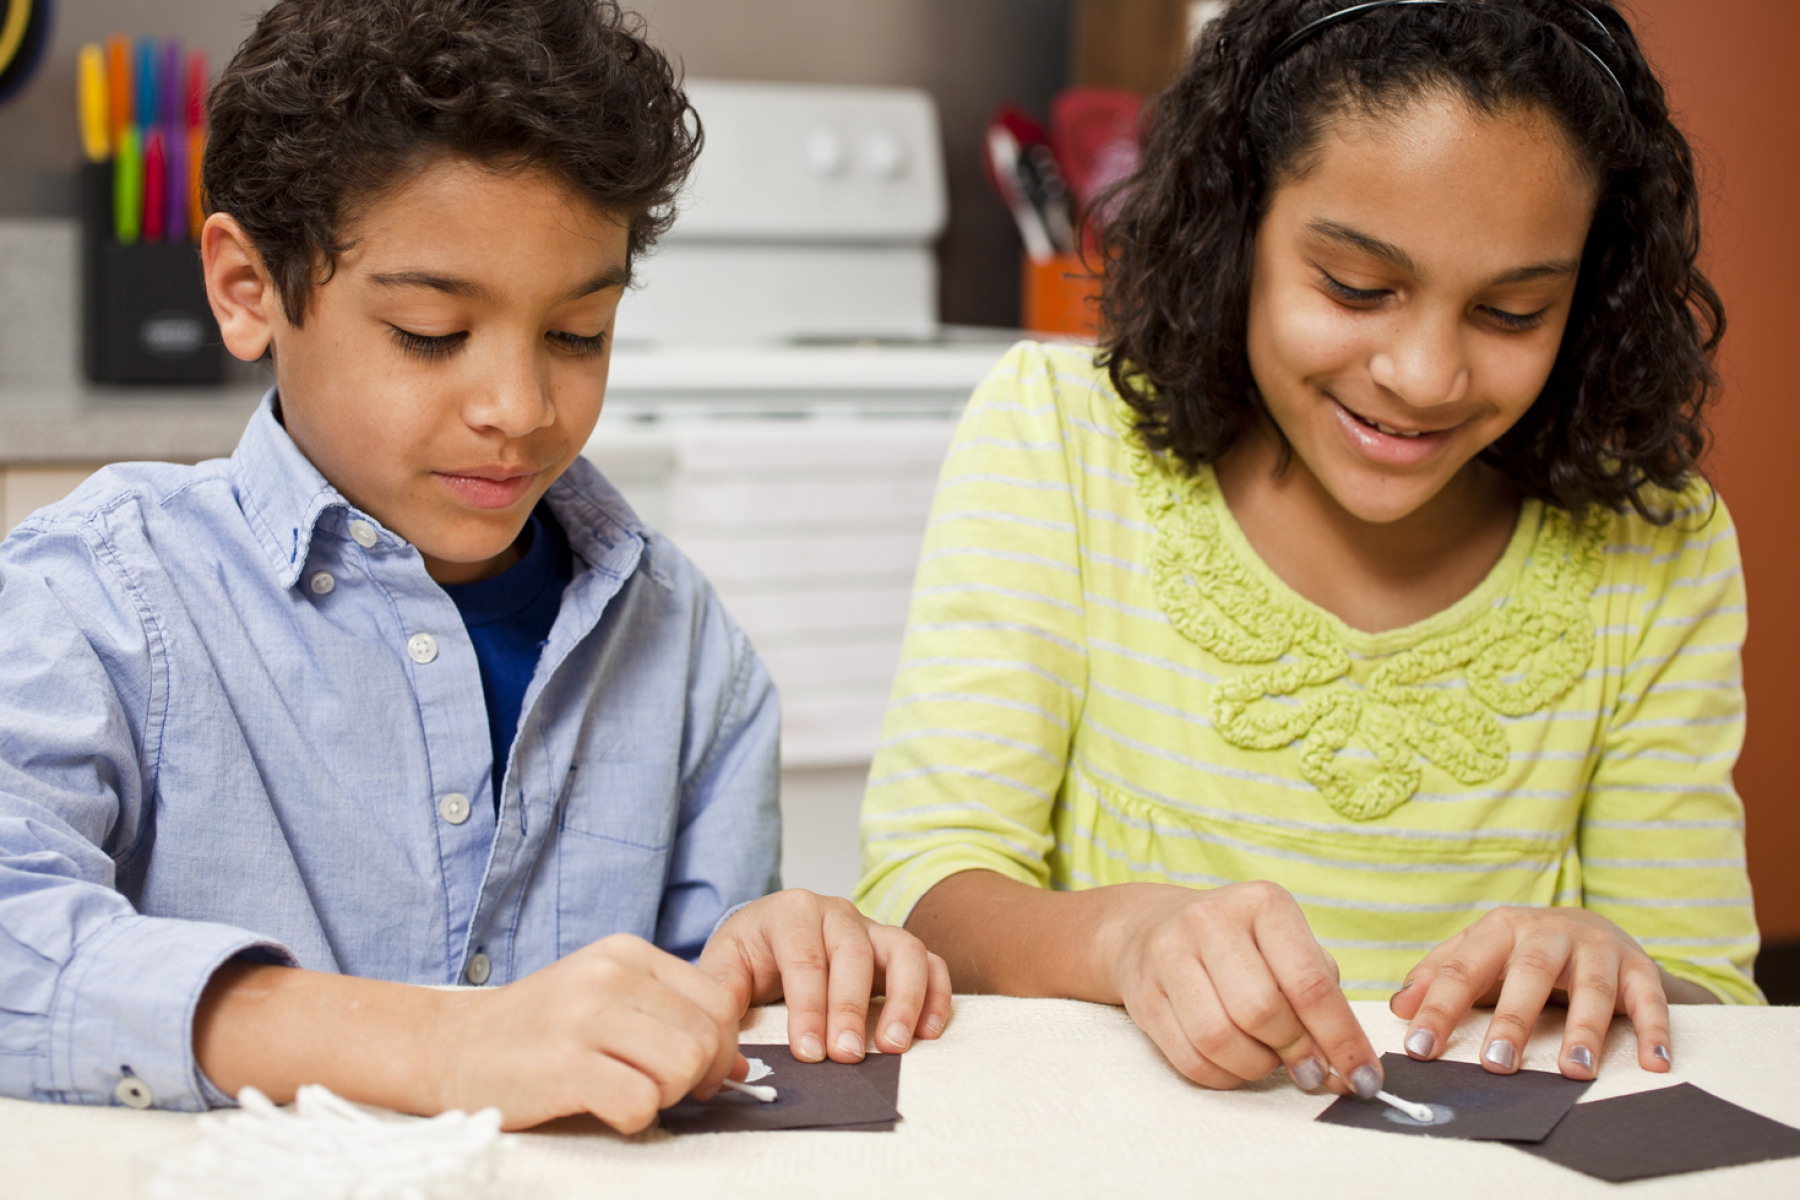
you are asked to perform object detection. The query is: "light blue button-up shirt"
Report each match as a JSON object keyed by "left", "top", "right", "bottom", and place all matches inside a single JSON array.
[{"left": 0, "top": 394, "right": 780, "bottom": 1111}]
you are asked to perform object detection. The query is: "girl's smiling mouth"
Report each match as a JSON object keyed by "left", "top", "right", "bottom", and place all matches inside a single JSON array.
[{"left": 1328, "top": 396, "right": 1461, "bottom": 467}]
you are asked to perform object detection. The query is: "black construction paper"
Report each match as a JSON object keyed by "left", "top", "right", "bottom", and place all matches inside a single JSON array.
[
  {"left": 658, "top": 1044, "right": 901, "bottom": 1134},
  {"left": 1315, "top": 1052, "right": 1591, "bottom": 1142},
  {"left": 1515, "top": 1083, "right": 1800, "bottom": 1182}
]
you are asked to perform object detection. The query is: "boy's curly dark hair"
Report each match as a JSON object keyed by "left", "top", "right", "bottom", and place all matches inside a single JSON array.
[
  {"left": 205, "top": 0, "right": 699, "bottom": 325},
  {"left": 1097, "top": 0, "right": 1723, "bottom": 519}
]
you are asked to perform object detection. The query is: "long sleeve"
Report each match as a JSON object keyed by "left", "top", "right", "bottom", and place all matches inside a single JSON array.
[
  {"left": 0, "top": 531, "right": 288, "bottom": 1111},
  {"left": 855, "top": 343, "right": 1090, "bottom": 925},
  {"left": 655, "top": 560, "right": 783, "bottom": 961},
  {"left": 1580, "top": 484, "right": 1762, "bottom": 1003}
]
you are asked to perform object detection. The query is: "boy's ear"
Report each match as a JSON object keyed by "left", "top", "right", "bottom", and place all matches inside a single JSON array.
[{"left": 201, "top": 213, "right": 282, "bottom": 363}]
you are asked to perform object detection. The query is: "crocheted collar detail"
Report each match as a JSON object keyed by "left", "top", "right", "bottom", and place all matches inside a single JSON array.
[{"left": 1123, "top": 428, "right": 1607, "bottom": 821}]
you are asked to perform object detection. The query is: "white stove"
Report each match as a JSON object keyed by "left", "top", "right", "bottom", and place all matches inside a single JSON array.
[{"left": 582, "top": 81, "right": 1031, "bottom": 896}]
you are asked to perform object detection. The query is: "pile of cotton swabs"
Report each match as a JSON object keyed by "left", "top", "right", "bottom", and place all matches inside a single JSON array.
[{"left": 147, "top": 1085, "right": 510, "bottom": 1200}]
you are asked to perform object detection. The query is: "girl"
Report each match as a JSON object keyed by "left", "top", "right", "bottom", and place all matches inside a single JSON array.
[{"left": 856, "top": 0, "right": 1758, "bottom": 1102}]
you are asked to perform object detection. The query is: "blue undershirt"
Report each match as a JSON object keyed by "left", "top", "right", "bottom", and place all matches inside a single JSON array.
[{"left": 440, "top": 505, "right": 574, "bottom": 809}]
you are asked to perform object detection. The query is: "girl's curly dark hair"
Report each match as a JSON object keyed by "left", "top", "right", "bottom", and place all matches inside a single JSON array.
[
  {"left": 205, "top": 0, "right": 700, "bottom": 325},
  {"left": 1097, "top": 0, "right": 1723, "bottom": 519}
]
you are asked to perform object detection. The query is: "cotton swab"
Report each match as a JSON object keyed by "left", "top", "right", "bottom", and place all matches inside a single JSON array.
[
  {"left": 720, "top": 1078, "right": 778, "bottom": 1103},
  {"left": 1376, "top": 1090, "right": 1435, "bottom": 1122}
]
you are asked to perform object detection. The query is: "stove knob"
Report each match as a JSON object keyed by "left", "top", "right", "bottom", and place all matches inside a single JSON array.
[
  {"left": 805, "top": 127, "right": 849, "bottom": 178},
  {"left": 858, "top": 128, "right": 909, "bottom": 180}
]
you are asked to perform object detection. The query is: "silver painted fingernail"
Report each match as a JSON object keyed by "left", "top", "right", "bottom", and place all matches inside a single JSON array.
[
  {"left": 1568, "top": 1045, "right": 1593, "bottom": 1071},
  {"left": 1654, "top": 1044, "right": 1671, "bottom": 1064},
  {"left": 1350, "top": 1064, "right": 1383, "bottom": 1099},
  {"left": 1292, "top": 1057, "right": 1326, "bottom": 1091},
  {"left": 1405, "top": 1029, "right": 1436, "bottom": 1059},
  {"left": 1483, "top": 1040, "right": 1517, "bottom": 1071}
]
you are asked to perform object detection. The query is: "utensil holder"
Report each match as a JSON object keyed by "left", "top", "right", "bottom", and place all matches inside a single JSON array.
[
  {"left": 79, "top": 160, "right": 225, "bottom": 385},
  {"left": 1021, "top": 252, "right": 1102, "bottom": 339}
]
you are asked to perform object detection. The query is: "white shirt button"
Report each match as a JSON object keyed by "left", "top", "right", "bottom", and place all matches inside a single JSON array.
[
  {"left": 439, "top": 792, "right": 471, "bottom": 825},
  {"left": 465, "top": 953, "right": 492, "bottom": 986},
  {"left": 114, "top": 1077, "right": 153, "bottom": 1109},
  {"left": 349, "top": 520, "right": 378, "bottom": 548},
  {"left": 308, "top": 571, "right": 335, "bottom": 596},
  {"left": 407, "top": 633, "right": 439, "bottom": 664}
]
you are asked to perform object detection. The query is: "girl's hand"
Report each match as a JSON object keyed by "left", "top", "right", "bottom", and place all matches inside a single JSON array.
[
  {"left": 1103, "top": 880, "right": 1382, "bottom": 1096},
  {"left": 1390, "top": 907, "right": 1675, "bottom": 1080},
  {"left": 698, "top": 889, "right": 953, "bottom": 1064}
]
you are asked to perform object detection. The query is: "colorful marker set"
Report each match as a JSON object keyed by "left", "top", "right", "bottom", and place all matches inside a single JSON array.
[{"left": 78, "top": 36, "right": 208, "bottom": 245}]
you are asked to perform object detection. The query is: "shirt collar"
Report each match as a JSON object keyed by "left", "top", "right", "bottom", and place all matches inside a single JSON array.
[
  {"left": 232, "top": 390, "right": 358, "bottom": 590},
  {"left": 231, "top": 388, "right": 666, "bottom": 592}
]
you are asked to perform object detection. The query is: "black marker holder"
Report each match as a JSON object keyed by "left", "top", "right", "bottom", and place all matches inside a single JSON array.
[{"left": 79, "top": 160, "right": 225, "bottom": 385}]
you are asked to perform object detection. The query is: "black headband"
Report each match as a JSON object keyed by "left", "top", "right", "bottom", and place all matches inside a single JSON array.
[{"left": 1263, "top": 0, "right": 1627, "bottom": 103}]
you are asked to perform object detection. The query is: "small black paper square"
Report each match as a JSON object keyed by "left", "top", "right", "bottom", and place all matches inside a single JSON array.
[
  {"left": 658, "top": 1044, "right": 901, "bottom": 1135},
  {"left": 1515, "top": 1083, "right": 1800, "bottom": 1182},
  {"left": 1316, "top": 1053, "right": 1591, "bottom": 1142}
]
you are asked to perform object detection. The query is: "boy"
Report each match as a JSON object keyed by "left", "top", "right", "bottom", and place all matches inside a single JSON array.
[{"left": 0, "top": 0, "right": 947, "bottom": 1133}]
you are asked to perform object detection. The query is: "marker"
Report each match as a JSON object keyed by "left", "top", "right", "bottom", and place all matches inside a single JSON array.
[
  {"left": 185, "top": 49, "right": 207, "bottom": 131},
  {"left": 160, "top": 39, "right": 182, "bottom": 133},
  {"left": 187, "top": 125, "right": 205, "bottom": 240},
  {"left": 114, "top": 125, "right": 142, "bottom": 244},
  {"left": 134, "top": 37, "right": 157, "bottom": 132},
  {"left": 144, "top": 128, "right": 166, "bottom": 242},
  {"left": 719, "top": 1078, "right": 778, "bottom": 1103},
  {"left": 77, "top": 44, "right": 110, "bottom": 162},
  {"left": 164, "top": 118, "right": 186, "bottom": 244},
  {"left": 106, "top": 35, "right": 130, "bottom": 143}
]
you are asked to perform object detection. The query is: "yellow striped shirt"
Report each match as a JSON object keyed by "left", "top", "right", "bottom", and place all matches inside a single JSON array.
[{"left": 855, "top": 342, "right": 1761, "bottom": 1004}]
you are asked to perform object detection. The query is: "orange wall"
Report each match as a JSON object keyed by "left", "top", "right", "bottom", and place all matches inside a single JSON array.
[{"left": 1625, "top": 2, "right": 1800, "bottom": 941}]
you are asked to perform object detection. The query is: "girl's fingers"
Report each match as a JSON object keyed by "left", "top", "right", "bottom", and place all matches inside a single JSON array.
[
  {"left": 819, "top": 902, "right": 877, "bottom": 1062},
  {"left": 1128, "top": 983, "right": 1246, "bottom": 1090},
  {"left": 1405, "top": 919, "right": 1514, "bottom": 1065},
  {"left": 1390, "top": 929, "right": 1465, "bottom": 1022},
  {"left": 1619, "top": 956, "right": 1674, "bottom": 1073},
  {"left": 1557, "top": 943, "right": 1621, "bottom": 1081},
  {"left": 1161, "top": 952, "right": 1283, "bottom": 1084},
  {"left": 1478, "top": 928, "right": 1572, "bottom": 1075},
  {"left": 866, "top": 922, "right": 930, "bottom": 1052},
  {"left": 918, "top": 951, "right": 953, "bottom": 1039},
  {"left": 1251, "top": 909, "right": 1378, "bottom": 1095}
]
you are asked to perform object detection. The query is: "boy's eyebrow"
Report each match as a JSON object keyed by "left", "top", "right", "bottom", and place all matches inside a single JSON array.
[
  {"left": 1304, "top": 219, "right": 1578, "bottom": 286},
  {"left": 365, "top": 264, "right": 631, "bottom": 302}
]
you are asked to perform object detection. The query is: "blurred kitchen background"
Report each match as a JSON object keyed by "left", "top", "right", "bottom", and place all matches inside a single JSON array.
[{"left": 1, "top": 0, "right": 1796, "bottom": 999}]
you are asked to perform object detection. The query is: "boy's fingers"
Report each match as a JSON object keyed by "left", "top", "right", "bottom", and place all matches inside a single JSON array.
[
  {"left": 820, "top": 903, "right": 876, "bottom": 1061},
  {"left": 634, "top": 945, "right": 742, "bottom": 1089},
  {"left": 574, "top": 1054, "right": 664, "bottom": 1136},
  {"left": 589, "top": 1005, "right": 721, "bottom": 1108},
  {"left": 1558, "top": 946, "right": 1620, "bottom": 1081},
  {"left": 868, "top": 924, "right": 931, "bottom": 1051},
  {"left": 1619, "top": 957, "right": 1674, "bottom": 1073},
  {"left": 768, "top": 915, "right": 832, "bottom": 1063},
  {"left": 1478, "top": 930, "right": 1570, "bottom": 1075}
]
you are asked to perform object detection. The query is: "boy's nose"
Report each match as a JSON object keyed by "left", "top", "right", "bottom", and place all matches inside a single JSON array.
[
  {"left": 468, "top": 350, "right": 556, "bottom": 437},
  {"left": 1367, "top": 310, "right": 1470, "bottom": 411}
]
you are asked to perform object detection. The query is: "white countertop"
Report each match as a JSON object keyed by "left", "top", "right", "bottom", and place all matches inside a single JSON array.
[{"left": 3, "top": 997, "right": 1796, "bottom": 1200}]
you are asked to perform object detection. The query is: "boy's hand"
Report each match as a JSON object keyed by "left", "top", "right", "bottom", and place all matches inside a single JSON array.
[
  {"left": 434, "top": 933, "right": 744, "bottom": 1131},
  {"left": 698, "top": 889, "right": 953, "bottom": 1063}
]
